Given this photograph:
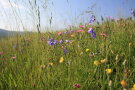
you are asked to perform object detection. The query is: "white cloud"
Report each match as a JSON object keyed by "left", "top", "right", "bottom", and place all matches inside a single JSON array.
[{"left": 0, "top": 0, "right": 24, "bottom": 9}]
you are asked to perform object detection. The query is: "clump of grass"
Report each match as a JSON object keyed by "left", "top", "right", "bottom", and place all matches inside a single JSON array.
[{"left": 0, "top": 18, "right": 135, "bottom": 89}]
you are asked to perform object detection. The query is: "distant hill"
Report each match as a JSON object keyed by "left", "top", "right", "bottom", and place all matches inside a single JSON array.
[{"left": 0, "top": 29, "right": 23, "bottom": 37}]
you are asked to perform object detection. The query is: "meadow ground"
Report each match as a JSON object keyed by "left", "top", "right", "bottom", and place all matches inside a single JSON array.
[{"left": 0, "top": 18, "right": 135, "bottom": 90}]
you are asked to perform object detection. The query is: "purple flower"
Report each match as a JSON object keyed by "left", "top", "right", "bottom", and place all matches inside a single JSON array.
[
  {"left": 89, "top": 15, "right": 96, "bottom": 23},
  {"left": 91, "top": 32, "right": 96, "bottom": 38},
  {"left": 64, "top": 48, "right": 68, "bottom": 54},
  {"left": 64, "top": 30, "right": 68, "bottom": 34},
  {"left": 48, "top": 38, "right": 57, "bottom": 46},
  {"left": 49, "top": 38, "right": 54, "bottom": 41},
  {"left": 88, "top": 28, "right": 94, "bottom": 33},
  {"left": 65, "top": 40, "right": 70, "bottom": 43},
  {"left": 70, "top": 30, "right": 74, "bottom": 33},
  {"left": 88, "top": 28, "right": 96, "bottom": 38},
  {"left": 59, "top": 40, "right": 63, "bottom": 44}
]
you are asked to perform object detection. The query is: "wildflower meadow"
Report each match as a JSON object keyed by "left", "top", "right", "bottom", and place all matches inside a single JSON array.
[
  {"left": 0, "top": 0, "right": 135, "bottom": 89},
  {"left": 0, "top": 16, "right": 135, "bottom": 89}
]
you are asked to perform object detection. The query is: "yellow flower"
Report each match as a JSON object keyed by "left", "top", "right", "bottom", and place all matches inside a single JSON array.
[
  {"left": 94, "top": 60, "right": 99, "bottom": 66},
  {"left": 120, "top": 80, "right": 128, "bottom": 88},
  {"left": 101, "top": 59, "right": 107, "bottom": 64},
  {"left": 59, "top": 57, "right": 64, "bottom": 63},
  {"left": 131, "top": 84, "right": 135, "bottom": 90},
  {"left": 49, "top": 62, "right": 53, "bottom": 66},
  {"left": 71, "top": 34, "right": 75, "bottom": 37},
  {"left": 106, "top": 69, "right": 112, "bottom": 74},
  {"left": 86, "top": 49, "right": 90, "bottom": 52}
]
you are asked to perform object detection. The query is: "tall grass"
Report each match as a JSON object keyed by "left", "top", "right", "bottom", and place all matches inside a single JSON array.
[{"left": 0, "top": 18, "right": 135, "bottom": 89}]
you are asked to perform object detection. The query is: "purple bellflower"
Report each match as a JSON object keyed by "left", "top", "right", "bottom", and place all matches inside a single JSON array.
[
  {"left": 48, "top": 38, "right": 57, "bottom": 46},
  {"left": 88, "top": 28, "right": 96, "bottom": 38},
  {"left": 89, "top": 15, "right": 96, "bottom": 23}
]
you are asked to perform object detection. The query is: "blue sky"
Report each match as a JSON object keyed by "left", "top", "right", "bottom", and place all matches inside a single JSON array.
[{"left": 0, "top": 0, "right": 135, "bottom": 31}]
